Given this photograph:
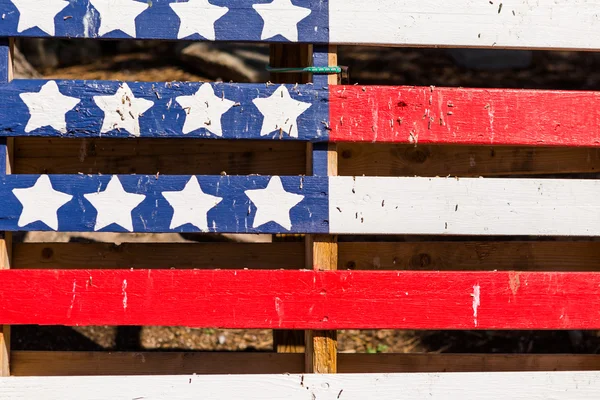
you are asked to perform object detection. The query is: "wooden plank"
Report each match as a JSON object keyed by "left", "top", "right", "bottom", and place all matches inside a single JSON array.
[
  {"left": 330, "top": 86, "right": 600, "bottom": 146},
  {"left": 338, "top": 242, "right": 600, "bottom": 271},
  {"left": 0, "top": 0, "right": 328, "bottom": 43},
  {"left": 338, "top": 354, "right": 600, "bottom": 374},
  {"left": 338, "top": 144, "right": 600, "bottom": 177},
  {"left": 2, "top": 1, "right": 600, "bottom": 51},
  {"left": 13, "top": 242, "right": 305, "bottom": 270},
  {"left": 329, "top": 0, "right": 600, "bottom": 50},
  {"left": 328, "top": 177, "right": 600, "bottom": 236},
  {"left": 2, "top": 372, "right": 600, "bottom": 399},
  {"left": 0, "top": 37, "right": 13, "bottom": 379},
  {"left": 305, "top": 45, "right": 339, "bottom": 375},
  {"left": 14, "top": 139, "right": 307, "bottom": 175},
  {"left": 11, "top": 352, "right": 600, "bottom": 376},
  {"left": 0, "top": 80, "right": 327, "bottom": 140},
  {"left": 3, "top": 269, "right": 600, "bottom": 329},
  {"left": 0, "top": 174, "right": 328, "bottom": 233},
  {"left": 11, "top": 351, "right": 304, "bottom": 376},
  {"left": 3, "top": 176, "right": 600, "bottom": 235}
]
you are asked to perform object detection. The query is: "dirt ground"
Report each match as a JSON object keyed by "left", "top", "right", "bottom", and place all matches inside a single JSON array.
[{"left": 11, "top": 42, "right": 600, "bottom": 354}]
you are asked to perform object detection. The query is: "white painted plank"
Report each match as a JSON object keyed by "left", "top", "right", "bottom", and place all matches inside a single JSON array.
[
  {"left": 1, "top": 372, "right": 599, "bottom": 399},
  {"left": 329, "top": 177, "right": 600, "bottom": 235},
  {"left": 329, "top": 0, "right": 600, "bottom": 50}
]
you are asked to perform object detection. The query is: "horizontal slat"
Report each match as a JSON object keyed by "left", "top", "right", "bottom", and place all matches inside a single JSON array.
[
  {"left": 3, "top": 175, "right": 600, "bottom": 235},
  {"left": 12, "top": 242, "right": 305, "bottom": 269},
  {"left": 0, "top": 80, "right": 326, "bottom": 140},
  {"left": 2, "top": 372, "right": 600, "bottom": 399},
  {"left": 328, "top": 177, "right": 600, "bottom": 235},
  {"left": 1, "top": 1, "right": 599, "bottom": 51},
  {"left": 11, "top": 351, "right": 304, "bottom": 376},
  {"left": 0, "top": 0, "right": 328, "bottom": 42},
  {"left": 339, "top": 242, "right": 600, "bottom": 271},
  {"left": 339, "top": 144, "right": 600, "bottom": 177},
  {"left": 7, "top": 82, "right": 600, "bottom": 147},
  {"left": 330, "top": 0, "right": 600, "bottom": 50},
  {"left": 331, "top": 86, "right": 600, "bottom": 146},
  {"left": 0, "top": 174, "right": 327, "bottom": 233},
  {"left": 22, "top": 241, "right": 600, "bottom": 272},
  {"left": 1, "top": 270, "right": 600, "bottom": 329},
  {"left": 14, "top": 138, "right": 307, "bottom": 175},
  {"left": 11, "top": 352, "right": 600, "bottom": 376}
]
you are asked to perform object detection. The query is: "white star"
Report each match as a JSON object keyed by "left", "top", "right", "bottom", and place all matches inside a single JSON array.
[
  {"left": 83, "top": 175, "right": 146, "bottom": 232},
  {"left": 252, "top": 0, "right": 311, "bottom": 42},
  {"left": 252, "top": 85, "right": 311, "bottom": 138},
  {"left": 12, "top": 175, "right": 73, "bottom": 230},
  {"left": 19, "top": 81, "right": 81, "bottom": 134},
  {"left": 162, "top": 176, "right": 223, "bottom": 231},
  {"left": 169, "top": 0, "right": 229, "bottom": 40},
  {"left": 93, "top": 83, "right": 154, "bottom": 137},
  {"left": 245, "top": 176, "right": 304, "bottom": 230},
  {"left": 11, "top": 0, "right": 69, "bottom": 36},
  {"left": 175, "top": 84, "right": 235, "bottom": 137},
  {"left": 89, "top": 0, "right": 148, "bottom": 37}
]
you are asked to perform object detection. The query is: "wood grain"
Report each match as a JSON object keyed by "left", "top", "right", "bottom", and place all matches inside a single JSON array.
[
  {"left": 11, "top": 352, "right": 600, "bottom": 376},
  {"left": 338, "top": 241, "right": 600, "bottom": 271},
  {"left": 330, "top": 0, "right": 600, "bottom": 50},
  {"left": 14, "top": 138, "right": 306, "bottom": 175},
  {"left": 0, "top": 80, "right": 326, "bottom": 141},
  {"left": 329, "top": 177, "right": 600, "bottom": 236},
  {"left": 338, "top": 143, "right": 600, "bottom": 177},
  {"left": 2, "top": 269, "right": 600, "bottom": 329},
  {"left": 12, "top": 242, "right": 305, "bottom": 270},
  {"left": 2, "top": 372, "right": 600, "bottom": 399},
  {"left": 330, "top": 86, "right": 600, "bottom": 146}
]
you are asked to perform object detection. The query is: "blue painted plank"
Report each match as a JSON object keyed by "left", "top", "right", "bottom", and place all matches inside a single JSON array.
[
  {"left": 0, "top": 80, "right": 329, "bottom": 141},
  {"left": 1, "top": 174, "right": 329, "bottom": 233},
  {"left": 0, "top": 0, "right": 328, "bottom": 42},
  {"left": 0, "top": 38, "right": 10, "bottom": 176}
]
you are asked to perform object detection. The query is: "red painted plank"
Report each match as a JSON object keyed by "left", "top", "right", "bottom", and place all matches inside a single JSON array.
[
  {"left": 1, "top": 270, "right": 599, "bottom": 329},
  {"left": 329, "top": 86, "right": 600, "bottom": 146}
]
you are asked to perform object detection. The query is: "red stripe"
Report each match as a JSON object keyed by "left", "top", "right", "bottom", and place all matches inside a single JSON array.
[
  {"left": 1, "top": 270, "right": 599, "bottom": 329},
  {"left": 329, "top": 86, "right": 600, "bottom": 146}
]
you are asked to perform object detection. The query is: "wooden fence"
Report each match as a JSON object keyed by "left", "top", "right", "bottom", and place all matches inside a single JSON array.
[{"left": 1, "top": 0, "right": 600, "bottom": 398}]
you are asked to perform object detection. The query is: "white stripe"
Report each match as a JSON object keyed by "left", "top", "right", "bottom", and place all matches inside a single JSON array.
[
  {"left": 1, "top": 372, "right": 599, "bottom": 399},
  {"left": 329, "top": 0, "right": 600, "bottom": 50},
  {"left": 329, "top": 177, "right": 600, "bottom": 235}
]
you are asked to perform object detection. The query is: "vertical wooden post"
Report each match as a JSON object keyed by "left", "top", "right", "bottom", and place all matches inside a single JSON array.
[
  {"left": 0, "top": 37, "right": 13, "bottom": 377},
  {"left": 269, "top": 42, "right": 312, "bottom": 354},
  {"left": 305, "top": 45, "right": 339, "bottom": 374}
]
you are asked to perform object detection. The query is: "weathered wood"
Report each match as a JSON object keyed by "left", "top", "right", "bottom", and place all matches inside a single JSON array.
[
  {"left": 3, "top": 176, "right": 600, "bottom": 235},
  {"left": 11, "top": 351, "right": 304, "bottom": 376},
  {"left": 10, "top": 352, "right": 600, "bottom": 376},
  {"left": 2, "top": 372, "right": 600, "bottom": 399},
  {"left": 13, "top": 242, "right": 304, "bottom": 270},
  {"left": 328, "top": 177, "right": 600, "bottom": 235},
  {"left": 1, "top": 1, "right": 600, "bottom": 51},
  {"left": 0, "top": 80, "right": 327, "bottom": 140},
  {"left": 338, "top": 241, "right": 600, "bottom": 271},
  {"left": 2, "top": 269, "right": 600, "bottom": 329},
  {"left": 0, "top": 0, "right": 328, "bottom": 43},
  {"left": 0, "top": 174, "right": 328, "bottom": 233},
  {"left": 330, "top": 86, "right": 600, "bottom": 146},
  {"left": 338, "top": 144, "right": 600, "bottom": 177},
  {"left": 14, "top": 138, "right": 307, "bottom": 175},
  {"left": 0, "top": 37, "right": 13, "bottom": 379},
  {"left": 329, "top": 0, "right": 600, "bottom": 50}
]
